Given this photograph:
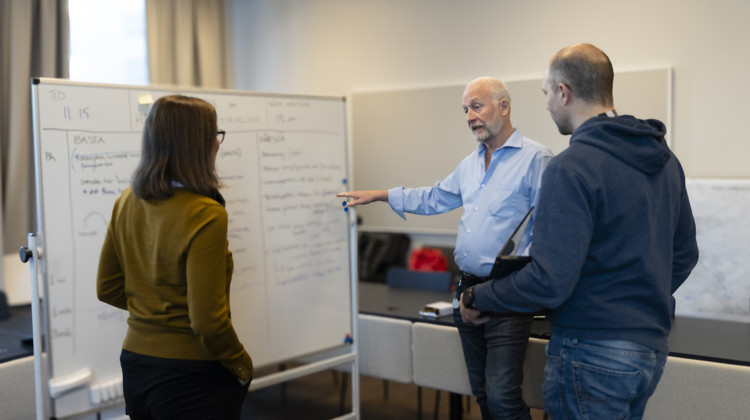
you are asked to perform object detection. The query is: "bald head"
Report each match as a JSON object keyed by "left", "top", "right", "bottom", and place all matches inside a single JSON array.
[
  {"left": 465, "top": 77, "right": 511, "bottom": 106},
  {"left": 547, "top": 43, "right": 614, "bottom": 107}
]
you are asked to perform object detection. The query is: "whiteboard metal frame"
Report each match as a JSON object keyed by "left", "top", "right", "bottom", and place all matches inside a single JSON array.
[
  {"left": 24, "top": 233, "right": 48, "bottom": 420},
  {"left": 30, "top": 78, "right": 55, "bottom": 420}
]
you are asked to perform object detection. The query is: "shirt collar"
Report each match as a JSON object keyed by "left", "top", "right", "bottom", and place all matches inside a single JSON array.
[{"left": 476, "top": 129, "right": 522, "bottom": 155}]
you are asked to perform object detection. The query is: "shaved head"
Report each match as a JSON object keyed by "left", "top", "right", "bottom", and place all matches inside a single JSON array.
[{"left": 547, "top": 43, "right": 614, "bottom": 107}]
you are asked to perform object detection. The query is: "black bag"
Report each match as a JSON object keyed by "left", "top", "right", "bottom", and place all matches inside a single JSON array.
[{"left": 357, "top": 232, "right": 411, "bottom": 283}]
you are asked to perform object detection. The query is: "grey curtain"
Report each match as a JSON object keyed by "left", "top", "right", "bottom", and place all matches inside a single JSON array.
[
  {"left": 0, "top": 0, "right": 69, "bottom": 264},
  {"left": 146, "top": 0, "right": 231, "bottom": 88}
]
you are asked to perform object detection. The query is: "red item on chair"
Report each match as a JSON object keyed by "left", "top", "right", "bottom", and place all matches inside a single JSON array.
[{"left": 409, "top": 247, "right": 448, "bottom": 272}]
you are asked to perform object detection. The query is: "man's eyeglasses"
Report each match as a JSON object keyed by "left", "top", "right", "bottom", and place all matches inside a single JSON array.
[{"left": 217, "top": 130, "right": 226, "bottom": 144}]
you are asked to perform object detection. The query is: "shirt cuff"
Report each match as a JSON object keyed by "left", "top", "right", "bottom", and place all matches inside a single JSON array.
[{"left": 387, "top": 187, "right": 407, "bottom": 220}]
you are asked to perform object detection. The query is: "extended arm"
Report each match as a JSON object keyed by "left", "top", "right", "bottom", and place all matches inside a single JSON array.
[{"left": 336, "top": 190, "right": 388, "bottom": 207}]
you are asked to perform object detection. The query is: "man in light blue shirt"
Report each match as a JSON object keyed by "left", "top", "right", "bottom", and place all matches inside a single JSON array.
[{"left": 338, "top": 77, "right": 552, "bottom": 419}]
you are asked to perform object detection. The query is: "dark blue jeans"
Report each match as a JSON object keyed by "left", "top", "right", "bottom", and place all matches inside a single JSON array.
[
  {"left": 120, "top": 349, "right": 251, "bottom": 420},
  {"left": 453, "top": 308, "right": 533, "bottom": 420},
  {"left": 543, "top": 336, "right": 667, "bottom": 420}
]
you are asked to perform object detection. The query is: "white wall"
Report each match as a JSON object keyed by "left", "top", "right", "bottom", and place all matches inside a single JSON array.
[{"left": 229, "top": 0, "right": 750, "bottom": 180}]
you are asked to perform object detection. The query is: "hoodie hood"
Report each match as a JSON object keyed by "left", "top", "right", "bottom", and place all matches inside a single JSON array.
[{"left": 571, "top": 115, "right": 670, "bottom": 175}]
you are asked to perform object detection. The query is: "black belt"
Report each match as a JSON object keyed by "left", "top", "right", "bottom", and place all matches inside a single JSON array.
[{"left": 456, "top": 271, "right": 490, "bottom": 296}]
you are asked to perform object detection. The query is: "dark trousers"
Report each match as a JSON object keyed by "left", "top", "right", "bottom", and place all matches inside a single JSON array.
[
  {"left": 455, "top": 272, "right": 532, "bottom": 419},
  {"left": 120, "top": 349, "right": 251, "bottom": 420}
]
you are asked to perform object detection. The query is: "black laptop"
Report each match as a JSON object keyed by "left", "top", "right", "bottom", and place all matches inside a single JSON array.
[{"left": 488, "top": 206, "right": 534, "bottom": 279}]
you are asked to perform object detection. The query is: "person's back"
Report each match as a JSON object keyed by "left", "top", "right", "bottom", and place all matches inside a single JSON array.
[
  {"left": 102, "top": 187, "right": 240, "bottom": 362},
  {"left": 537, "top": 113, "right": 696, "bottom": 353},
  {"left": 97, "top": 95, "right": 252, "bottom": 420}
]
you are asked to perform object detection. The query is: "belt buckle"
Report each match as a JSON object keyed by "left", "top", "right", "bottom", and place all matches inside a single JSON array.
[{"left": 457, "top": 272, "right": 482, "bottom": 296}]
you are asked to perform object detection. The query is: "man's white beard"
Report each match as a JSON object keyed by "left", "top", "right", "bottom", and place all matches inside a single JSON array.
[{"left": 472, "top": 127, "right": 491, "bottom": 143}]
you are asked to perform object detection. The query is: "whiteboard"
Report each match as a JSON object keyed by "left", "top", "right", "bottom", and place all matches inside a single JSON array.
[
  {"left": 675, "top": 179, "right": 750, "bottom": 321},
  {"left": 350, "top": 69, "right": 671, "bottom": 234},
  {"left": 31, "top": 78, "right": 352, "bottom": 418}
]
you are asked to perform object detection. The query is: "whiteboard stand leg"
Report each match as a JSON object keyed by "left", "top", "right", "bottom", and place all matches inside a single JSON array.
[
  {"left": 348, "top": 209, "right": 360, "bottom": 419},
  {"left": 349, "top": 347, "right": 359, "bottom": 420},
  {"left": 21, "top": 233, "right": 49, "bottom": 420}
]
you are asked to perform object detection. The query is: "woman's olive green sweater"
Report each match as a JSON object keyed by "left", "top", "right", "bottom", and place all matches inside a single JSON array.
[{"left": 97, "top": 187, "right": 253, "bottom": 382}]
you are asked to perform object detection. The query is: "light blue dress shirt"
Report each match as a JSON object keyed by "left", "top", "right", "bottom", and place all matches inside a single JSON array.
[{"left": 388, "top": 130, "right": 553, "bottom": 276}]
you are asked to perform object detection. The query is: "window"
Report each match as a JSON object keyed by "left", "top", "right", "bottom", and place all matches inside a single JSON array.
[{"left": 68, "top": 0, "right": 148, "bottom": 85}]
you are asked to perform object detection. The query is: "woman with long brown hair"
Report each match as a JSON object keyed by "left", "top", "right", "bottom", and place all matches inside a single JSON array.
[{"left": 97, "top": 95, "right": 252, "bottom": 420}]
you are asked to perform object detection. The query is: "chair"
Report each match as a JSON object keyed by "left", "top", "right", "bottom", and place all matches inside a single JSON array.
[
  {"left": 336, "top": 314, "right": 413, "bottom": 414},
  {"left": 412, "top": 323, "right": 472, "bottom": 395},
  {"left": 0, "top": 356, "right": 36, "bottom": 419},
  {"left": 413, "top": 324, "right": 548, "bottom": 418},
  {"left": 0, "top": 291, "right": 9, "bottom": 320},
  {"left": 643, "top": 355, "right": 750, "bottom": 418},
  {"left": 386, "top": 266, "right": 453, "bottom": 419}
]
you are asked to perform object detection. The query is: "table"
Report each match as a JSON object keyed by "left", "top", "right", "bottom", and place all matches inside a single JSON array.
[
  {"left": 358, "top": 281, "right": 551, "bottom": 337},
  {"left": 359, "top": 281, "right": 750, "bottom": 366},
  {"left": 0, "top": 305, "right": 33, "bottom": 364},
  {"left": 668, "top": 314, "right": 750, "bottom": 366}
]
